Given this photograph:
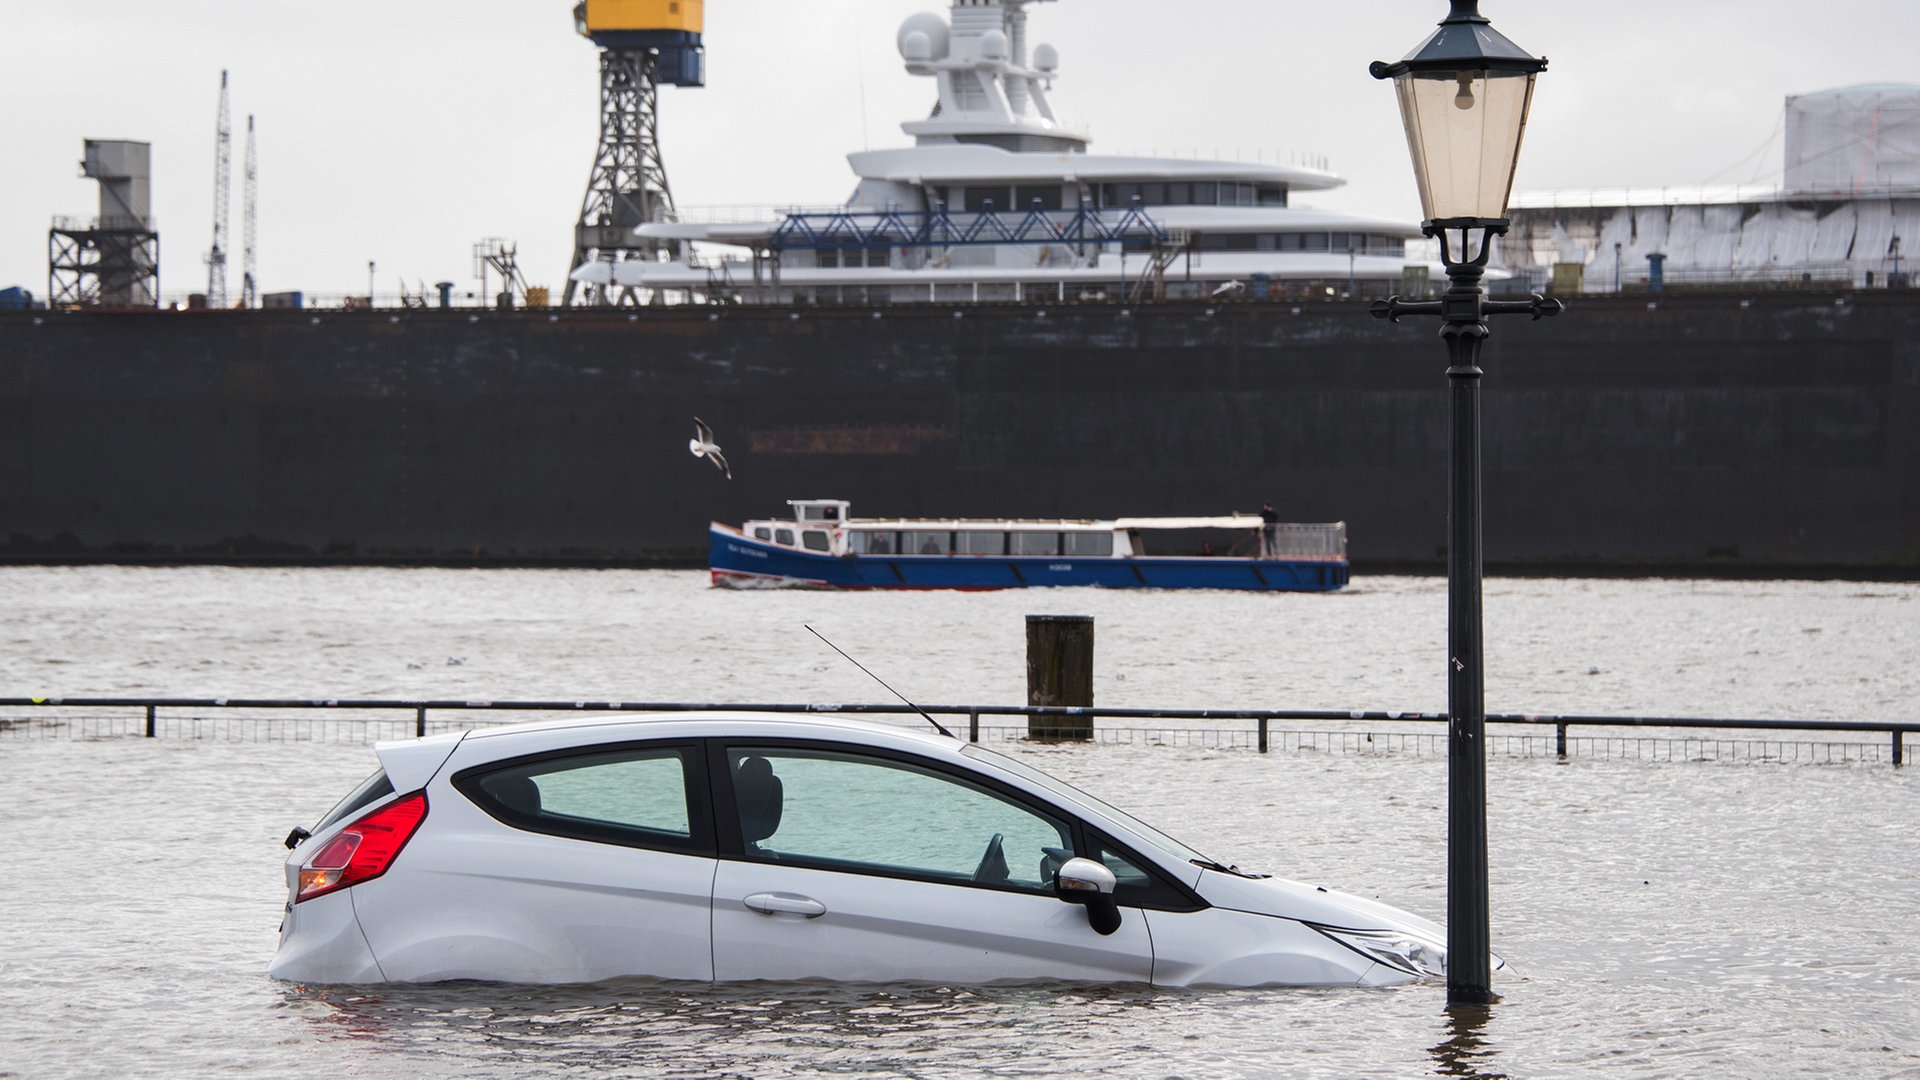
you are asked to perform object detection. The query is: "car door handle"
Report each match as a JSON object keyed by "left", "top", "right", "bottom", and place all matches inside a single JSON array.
[{"left": 743, "top": 891, "right": 827, "bottom": 918}]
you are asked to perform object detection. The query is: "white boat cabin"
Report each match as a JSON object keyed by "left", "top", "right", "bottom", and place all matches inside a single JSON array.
[
  {"left": 735, "top": 500, "right": 1346, "bottom": 561},
  {"left": 741, "top": 499, "right": 1131, "bottom": 558}
]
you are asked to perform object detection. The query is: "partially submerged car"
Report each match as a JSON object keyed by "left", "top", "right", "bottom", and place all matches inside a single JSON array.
[{"left": 270, "top": 714, "right": 1476, "bottom": 987}]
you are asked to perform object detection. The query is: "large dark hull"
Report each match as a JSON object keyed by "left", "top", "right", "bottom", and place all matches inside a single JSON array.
[{"left": 2, "top": 292, "right": 1914, "bottom": 574}]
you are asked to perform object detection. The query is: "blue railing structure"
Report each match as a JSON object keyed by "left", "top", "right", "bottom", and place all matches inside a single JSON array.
[
  {"left": 0, "top": 697, "right": 1910, "bottom": 765},
  {"left": 769, "top": 200, "right": 1171, "bottom": 252}
]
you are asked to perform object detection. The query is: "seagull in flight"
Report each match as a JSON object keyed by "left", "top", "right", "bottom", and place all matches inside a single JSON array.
[{"left": 689, "top": 417, "right": 731, "bottom": 479}]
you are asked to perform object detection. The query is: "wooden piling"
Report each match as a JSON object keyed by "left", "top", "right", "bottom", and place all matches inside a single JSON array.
[{"left": 1027, "top": 615, "right": 1094, "bottom": 742}]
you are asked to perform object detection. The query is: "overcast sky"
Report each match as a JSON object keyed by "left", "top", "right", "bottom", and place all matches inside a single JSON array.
[{"left": 3, "top": 1, "right": 1912, "bottom": 300}]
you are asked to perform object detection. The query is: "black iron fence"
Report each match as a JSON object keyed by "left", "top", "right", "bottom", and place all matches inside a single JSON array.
[{"left": 0, "top": 697, "right": 1910, "bottom": 767}]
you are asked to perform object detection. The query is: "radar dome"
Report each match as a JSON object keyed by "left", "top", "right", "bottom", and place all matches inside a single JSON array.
[
  {"left": 1033, "top": 43, "right": 1059, "bottom": 73},
  {"left": 979, "top": 29, "right": 1009, "bottom": 61},
  {"left": 897, "top": 12, "right": 949, "bottom": 62}
]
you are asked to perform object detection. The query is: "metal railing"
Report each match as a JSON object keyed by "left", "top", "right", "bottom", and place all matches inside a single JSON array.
[
  {"left": 1264, "top": 523, "right": 1347, "bottom": 561},
  {"left": 0, "top": 697, "right": 1910, "bottom": 766}
]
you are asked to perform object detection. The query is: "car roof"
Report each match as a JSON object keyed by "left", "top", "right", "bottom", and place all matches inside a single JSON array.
[
  {"left": 375, "top": 711, "right": 966, "bottom": 794},
  {"left": 458, "top": 710, "right": 958, "bottom": 750}
]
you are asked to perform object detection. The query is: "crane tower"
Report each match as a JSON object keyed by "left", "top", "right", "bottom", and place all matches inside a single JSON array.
[
  {"left": 563, "top": 0, "right": 705, "bottom": 306},
  {"left": 242, "top": 114, "right": 258, "bottom": 309},
  {"left": 206, "top": 70, "right": 232, "bottom": 308}
]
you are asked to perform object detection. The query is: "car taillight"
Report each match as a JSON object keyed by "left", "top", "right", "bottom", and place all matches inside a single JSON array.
[{"left": 295, "top": 791, "right": 428, "bottom": 903}]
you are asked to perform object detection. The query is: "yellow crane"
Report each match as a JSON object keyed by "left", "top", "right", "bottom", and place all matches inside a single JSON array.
[{"left": 564, "top": 1, "right": 706, "bottom": 306}]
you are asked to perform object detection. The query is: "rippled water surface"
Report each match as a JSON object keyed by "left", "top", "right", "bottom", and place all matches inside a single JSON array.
[{"left": 2, "top": 568, "right": 1916, "bottom": 1077}]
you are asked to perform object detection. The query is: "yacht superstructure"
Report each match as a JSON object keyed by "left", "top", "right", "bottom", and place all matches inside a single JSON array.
[{"left": 572, "top": 0, "right": 1425, "bottom": 304}]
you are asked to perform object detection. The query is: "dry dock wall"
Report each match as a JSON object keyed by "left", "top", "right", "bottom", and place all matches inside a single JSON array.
[{"left": 1, "top": 292, "right": 1914, "bottom": 572}]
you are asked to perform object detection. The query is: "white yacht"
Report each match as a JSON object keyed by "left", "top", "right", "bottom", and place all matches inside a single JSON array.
[{"left": 573, "top": 0, "right": 1426, "bottom": 304}]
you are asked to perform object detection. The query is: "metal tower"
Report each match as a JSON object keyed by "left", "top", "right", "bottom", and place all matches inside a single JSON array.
[
  {"left": 206, "top": 70, "right": 232, "bottom": 307},
  {"left": 242, "top": 114, "right": 258, "bottom": 308},
  {"left": 563, "top": 1, "right": 705, "bottom": 306},
  {"left": 48, "top": 139, "right": 159, "bottom": 307}
]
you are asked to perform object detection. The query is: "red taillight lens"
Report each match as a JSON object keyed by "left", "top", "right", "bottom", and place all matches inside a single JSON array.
[{"left": 295, "top": 791, "right": 427, "bottom": 903}]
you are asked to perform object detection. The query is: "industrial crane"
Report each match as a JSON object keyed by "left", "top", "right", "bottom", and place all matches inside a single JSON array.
[
  {"left": 242, "top": 114, "right": 257, "bottom": 309},
  {"left": 563, "top": 0, "right": 705, "bottom": 306},
  {"left": 206, "top": 70, "right": 231, "bottom": 308}
]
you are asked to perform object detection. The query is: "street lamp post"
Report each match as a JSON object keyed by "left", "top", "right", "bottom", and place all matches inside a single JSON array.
[{"left": 1368, "top": 0, "right": 1561, "bottom": 1005}]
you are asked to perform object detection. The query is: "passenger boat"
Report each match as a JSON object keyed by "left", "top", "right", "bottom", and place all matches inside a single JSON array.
[{"left": 709, "top": 500, "right": 1348, "bottom": 591}]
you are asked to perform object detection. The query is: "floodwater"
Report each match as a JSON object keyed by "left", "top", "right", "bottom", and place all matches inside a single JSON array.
[{"left": 1, "top": 567, "right": 1917, "bottom": 1077}]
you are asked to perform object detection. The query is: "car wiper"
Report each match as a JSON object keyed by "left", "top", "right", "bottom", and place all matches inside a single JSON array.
[{"left": 1191, "top": 858, "right": 1270, "bottom": 879}]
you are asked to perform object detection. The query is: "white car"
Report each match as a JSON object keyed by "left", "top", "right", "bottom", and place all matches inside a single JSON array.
[{"left": 269, "top": 713, "right": 1471, "bottom": 987}]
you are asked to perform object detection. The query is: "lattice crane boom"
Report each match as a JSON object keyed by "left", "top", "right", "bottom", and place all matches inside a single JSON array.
[
  {"left": 206, "top": 70, "right": 231, "bottom": 307},
  {"left": 242, "top": 114, "right": 257, "bottom": 309}
]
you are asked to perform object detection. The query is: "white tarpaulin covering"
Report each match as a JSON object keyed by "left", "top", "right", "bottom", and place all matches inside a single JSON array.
[
  {"left": 1503, "top": 85, "right": 1920, "bottom": 290},
  {"left": 1785, "top": 85, "right": 1920, "bottom": 194}
]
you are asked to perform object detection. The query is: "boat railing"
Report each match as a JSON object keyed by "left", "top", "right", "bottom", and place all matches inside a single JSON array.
[
  {"left": 769, "top": 203, "right": 1172, "bottom": 252},
  {"left": 1264, "top": 523, "right": 1347, "bottom": 561}
]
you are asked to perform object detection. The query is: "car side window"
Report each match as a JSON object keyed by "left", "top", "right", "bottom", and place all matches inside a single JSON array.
[
  {"left": 1088, "top": 833, "right": 1205, "bottom": 912},
  {"left": 725, "top": 746, "right": 1071, "bottom": 893},
  {"left": 455, "top": 743, "right": 709, "bottom": 854}
]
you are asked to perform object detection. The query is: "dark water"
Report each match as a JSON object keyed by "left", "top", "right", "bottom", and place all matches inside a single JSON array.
[{"left": 1, "top": 568, "right": 1916, "bottom": 1077}]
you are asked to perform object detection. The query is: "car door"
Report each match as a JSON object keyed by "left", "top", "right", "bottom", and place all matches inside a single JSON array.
[
  {"left": 354, "top": 740, "right": 717, "bottom": 983},
  {"left": 708, "top": 741, "right": 1155, "bottom": 984}
]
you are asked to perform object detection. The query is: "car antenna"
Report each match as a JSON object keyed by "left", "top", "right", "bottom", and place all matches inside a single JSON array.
[{"left": 805, "top": 624, "right": 957, "bottom": 739}]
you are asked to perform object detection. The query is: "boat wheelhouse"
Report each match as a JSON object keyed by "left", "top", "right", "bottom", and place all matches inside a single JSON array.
[
  {"left": 710, "top": 500, "right": 1348, "bottom": 591},
  {"left": 573, "top": 0, "right": 1430, "bottom": 305}
]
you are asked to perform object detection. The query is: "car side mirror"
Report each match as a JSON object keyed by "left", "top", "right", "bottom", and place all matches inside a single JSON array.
[{"left": 1054, "top": 857, "right": 1122, "bottom": 936}]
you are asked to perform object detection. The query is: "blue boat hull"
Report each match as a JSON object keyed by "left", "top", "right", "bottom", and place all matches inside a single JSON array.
[{"left": 709, "top": 526, "right": 1347, "bottom": 591}]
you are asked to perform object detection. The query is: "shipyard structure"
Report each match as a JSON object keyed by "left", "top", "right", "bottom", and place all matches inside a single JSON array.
[
  {"left": 2, "top": 290, "right": 1914, "bottom": 574},
  {"left": 2, "top": 3, "right": 1915, "bottom": 575}
]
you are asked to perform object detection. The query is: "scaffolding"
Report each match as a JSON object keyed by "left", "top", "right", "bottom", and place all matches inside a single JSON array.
[{"left": 48, "top": 139, "right": 158, "bottom": 308}]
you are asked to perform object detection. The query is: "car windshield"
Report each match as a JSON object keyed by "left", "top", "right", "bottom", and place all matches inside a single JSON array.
[{"left": 959, "top": 744, "right": 1216, "bottom": 867}]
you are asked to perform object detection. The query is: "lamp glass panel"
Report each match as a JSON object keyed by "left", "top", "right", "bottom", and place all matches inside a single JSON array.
[{"left": 1393, "top": 68, "right": 1536, "bottom": 221}]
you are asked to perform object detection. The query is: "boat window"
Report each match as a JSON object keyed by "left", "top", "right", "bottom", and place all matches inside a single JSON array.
[
  {"left": 957, "top": 531, "right": 1006, "bottom": 556},
  {"left": 1009, "top": 531, "right": 1059, "bottom": 556},
  {"left": 1301, "top": 232, "right": 1330, "bottom": 252},
  {"left": 775, "top": 528, "right": 795, "bottom": 546},
  {"left": 753, "top": 527, "right": 772, "bottom": 541},
  {"left": 1166, "top": 182, "right": 1190, "bottom": 206},
  {"left": 1192, "top": 181, "right": 1217, "bottom": 205},
  {"left": 801, "top": 530, "right": 831, "bottom": 553},
  {"left": 1259, "top": 184, "right": 1288, "bottom": 207},
  {"left": 1141, "top": 183, "right": 1166, "bottom": 206},
  {"left": 1014, "top": 185, "right": 1062, "bottom": 212},
  {"left": 848, "top": 530, "right": 895, "bottom": 555},
  {"left": 1198, "top": 234, "right": 1262, "bottom": 252},
  {"left": 907, "top": 530, "right": 951, "bottom": 556},
  {"left": 1063, "top": 531, "right": 1114, "bottom": 557},
  {"left": 963, "top": 185, "right": 1011, "bottom": 213}
]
